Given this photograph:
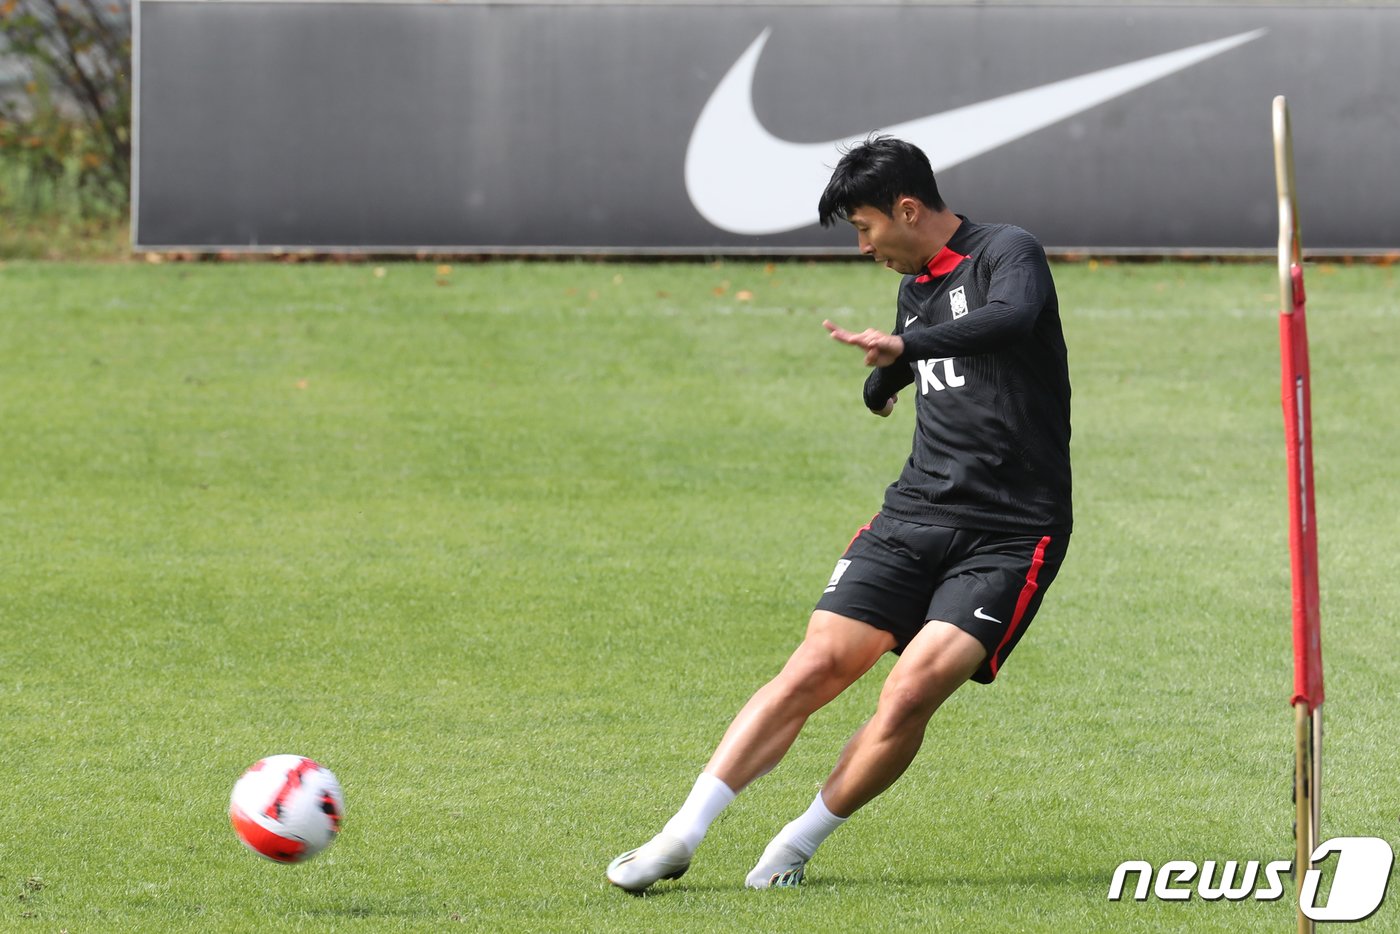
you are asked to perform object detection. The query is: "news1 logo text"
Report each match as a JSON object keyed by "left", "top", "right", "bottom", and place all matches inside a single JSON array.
[{"left": 1109, "top": 837, "right": 1394, "bottom": 922}]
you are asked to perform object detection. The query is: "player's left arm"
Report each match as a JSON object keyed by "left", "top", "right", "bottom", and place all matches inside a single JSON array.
[
  {"left": 896, "top": 230, "right": 1052, "bottom": 362},
  {"left": 824, "top": 231, "right": 1052, "bottom": 366}
]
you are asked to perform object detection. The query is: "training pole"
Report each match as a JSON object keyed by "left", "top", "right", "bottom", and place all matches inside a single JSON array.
[{"left": 1273, "top": 95, "right": 1323, "bottom": 934}]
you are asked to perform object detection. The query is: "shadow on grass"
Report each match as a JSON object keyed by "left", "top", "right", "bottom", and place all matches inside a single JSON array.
[
  {"left": 297, "top": 904, "right": 443, "bottom": 919},
  {"left": 609, "top": 865, "right": 1108, "bottom": 897}
]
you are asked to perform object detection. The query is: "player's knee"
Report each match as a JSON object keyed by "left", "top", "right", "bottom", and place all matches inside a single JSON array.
[
  {"left": 875, "top": 675, "right": 948, "bottom": 730},
  {"left": 787, "top": 651, "right": 849, "bottom": 695},
  {"left": 774, "top": 646, "right": 859, "bottom": 709}
]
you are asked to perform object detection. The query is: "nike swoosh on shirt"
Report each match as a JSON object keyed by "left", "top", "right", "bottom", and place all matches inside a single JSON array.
[
  {"left": 685, "top": 28, "right": 1266, "bottom": 236},
  {"left": 904, "top": 315, "right": 918, "bottom": 329}
]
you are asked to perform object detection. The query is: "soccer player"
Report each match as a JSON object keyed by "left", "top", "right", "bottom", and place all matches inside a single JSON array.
[{"left": 606, "top": 136, "right": 1072, "bottom": 891}]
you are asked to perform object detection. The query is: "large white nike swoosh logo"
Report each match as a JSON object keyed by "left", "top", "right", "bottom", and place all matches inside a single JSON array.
[{"left": 686, "top": 28, "right": 1265, "bottom": 236}]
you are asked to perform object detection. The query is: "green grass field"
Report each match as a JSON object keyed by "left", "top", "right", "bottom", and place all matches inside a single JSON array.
[{"left": 1, "top": 258, "right": 1397, "bottom": 932}]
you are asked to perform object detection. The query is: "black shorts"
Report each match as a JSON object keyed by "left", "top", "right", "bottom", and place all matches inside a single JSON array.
[{"left": 814, "top": 514, "right": 1070, "bottom": 684}]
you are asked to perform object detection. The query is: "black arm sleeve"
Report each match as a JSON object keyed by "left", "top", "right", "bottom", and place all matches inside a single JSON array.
[
  {"left": 862, "top": 291, "right": 916, "bottom": 410},
  {"left": 863, "top": 364, "right": 915, "bottom": 411},
  {"left": 895, "top": 231, "right": 1052, "bottom": 363}
]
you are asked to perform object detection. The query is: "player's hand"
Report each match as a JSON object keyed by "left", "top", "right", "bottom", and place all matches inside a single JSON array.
[
  {"left": 823, "top": 320, "right": 905, "bottom": 368},
  {"left": 872, "top": 394, "right": 897, "bottom": 418}
]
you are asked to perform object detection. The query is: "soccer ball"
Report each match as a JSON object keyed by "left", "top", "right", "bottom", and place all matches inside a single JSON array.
[{"left": 229, "top": 755, "right": 344, "bottom": 862}]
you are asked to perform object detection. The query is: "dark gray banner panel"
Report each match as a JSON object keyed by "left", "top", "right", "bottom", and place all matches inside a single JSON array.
[{"left": 133, "top": 2, "right": 1400, "bottom": 253}]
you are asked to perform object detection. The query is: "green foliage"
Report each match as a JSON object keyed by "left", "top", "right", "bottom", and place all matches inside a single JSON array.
[
  {"left": 0, "top": 208, "right": 126, "bottom": 258},
  {"left": 0, "top": 260, "right": 1396, "bottom": 931},
  {"left": 1, "top": 0, "right": 130, "bottom": 221}
]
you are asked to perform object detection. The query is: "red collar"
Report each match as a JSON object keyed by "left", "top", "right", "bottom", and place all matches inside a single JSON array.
[{"left": 915, "top": 245, "right": 968, "bottom": 283}]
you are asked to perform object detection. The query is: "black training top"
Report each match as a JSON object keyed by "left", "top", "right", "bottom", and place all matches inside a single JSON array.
[{"left": 862, "top": 217, "right": 1072, "bottom": 534}]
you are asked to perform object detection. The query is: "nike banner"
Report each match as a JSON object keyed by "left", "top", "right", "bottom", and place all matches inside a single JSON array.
[{"left": 134, "top": 1, "right": 1400, "bottom": 253}]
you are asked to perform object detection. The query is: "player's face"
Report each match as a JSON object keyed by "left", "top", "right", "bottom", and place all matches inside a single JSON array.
[{"left": 847, "top": 204, "right": 925, "bottom": 275}]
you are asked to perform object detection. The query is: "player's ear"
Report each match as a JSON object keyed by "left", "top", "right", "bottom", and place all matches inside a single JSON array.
[{"left": 895, "top": 196, "right": 921, "bottom": 226}]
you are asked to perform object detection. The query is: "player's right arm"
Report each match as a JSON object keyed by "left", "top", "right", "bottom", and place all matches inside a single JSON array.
[
  {"left": 860, "top": 298, "right": 914, "bottom": 415},
  {"left": 861, "top": 357, "right": 911, "bottom": 416}
]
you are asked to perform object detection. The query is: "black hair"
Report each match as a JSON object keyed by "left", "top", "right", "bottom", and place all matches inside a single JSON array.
[{"left": 817, "top": 136, "right": 945, "bottom": 228}]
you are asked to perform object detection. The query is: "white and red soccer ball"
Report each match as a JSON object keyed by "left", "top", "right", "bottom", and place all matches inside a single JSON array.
[{"left": 229, "top": 755, "right": 344, "bottom": 862}]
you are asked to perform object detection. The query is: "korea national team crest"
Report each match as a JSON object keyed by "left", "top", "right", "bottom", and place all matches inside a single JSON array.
[{"left": 950, "top": 286, "right": 969, "bottom": 319}]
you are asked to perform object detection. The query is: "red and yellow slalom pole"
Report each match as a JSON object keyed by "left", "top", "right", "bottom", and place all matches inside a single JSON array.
[{"left": 1273, "top": 94, "right": 1323, "bottom": 934}]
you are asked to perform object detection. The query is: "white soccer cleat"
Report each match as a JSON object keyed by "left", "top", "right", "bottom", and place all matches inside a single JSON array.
[
  {"left": 745, "top": 841, "right": 809, "bottom": 889},
  {"left": 606, "top": 832, "right": 693, "bottom": 892}
]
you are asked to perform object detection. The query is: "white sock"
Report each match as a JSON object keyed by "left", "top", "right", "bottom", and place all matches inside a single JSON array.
[
  {"left": 772, "top": 791, "right": 848, "bottom": 859},
  {"left": 662, "top": 772, "right": 737, "bottom": 852}
]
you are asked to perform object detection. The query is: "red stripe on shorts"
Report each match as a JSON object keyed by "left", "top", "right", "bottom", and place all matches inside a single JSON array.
[
  {"left": 846, "top": 514, "right": 878, "bottom": 550},
  {"left": 989, "top": 535, "right": 1051, "bottom": 678}
]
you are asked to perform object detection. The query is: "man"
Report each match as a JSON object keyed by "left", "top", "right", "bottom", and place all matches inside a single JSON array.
[{"left": 606, "top": 136, "right": 1072, "bottom": 891}]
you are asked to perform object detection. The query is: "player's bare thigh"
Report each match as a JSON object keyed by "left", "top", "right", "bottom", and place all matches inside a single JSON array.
[
  {"left": 875, "top": 620, "right": 986, "bottom": 723},
  {"left": 704, "top": 611, "right": 894, "bottom": 788},
  {"left": 777, "top": 610, "right": 897, "bottom": 691}
]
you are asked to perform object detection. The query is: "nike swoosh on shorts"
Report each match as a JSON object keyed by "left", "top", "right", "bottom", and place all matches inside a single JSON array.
[{"left": 685, "top": 28, "right": 1266, "bottom": 236}]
